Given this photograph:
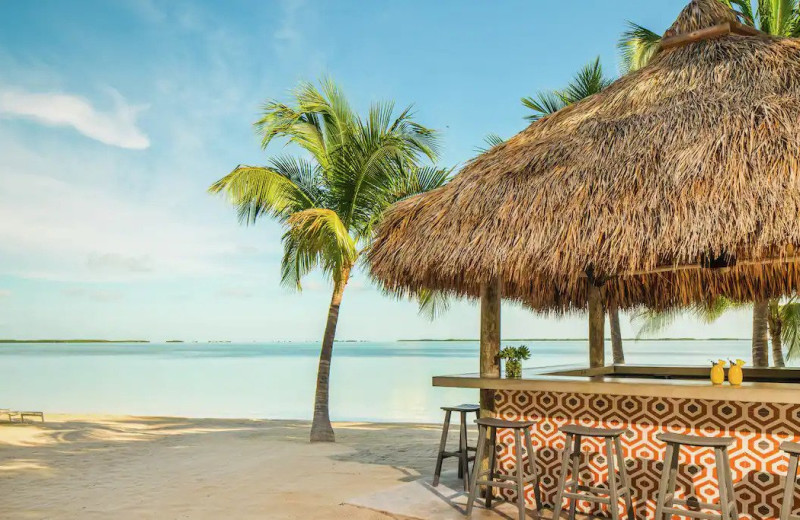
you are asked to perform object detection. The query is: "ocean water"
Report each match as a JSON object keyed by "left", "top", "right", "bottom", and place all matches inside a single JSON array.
[{"left": 0, "top": 339, "right": 758, "bottom": 423}]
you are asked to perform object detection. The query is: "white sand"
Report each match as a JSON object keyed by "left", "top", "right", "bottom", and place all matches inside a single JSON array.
[{"left": 0, "top": 414, "right": 448, "bottom": 519}]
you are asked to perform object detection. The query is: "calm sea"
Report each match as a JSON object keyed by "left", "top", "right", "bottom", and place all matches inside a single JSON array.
[{"left": 0, "top": 340, "right": 757, "bottom": 423}]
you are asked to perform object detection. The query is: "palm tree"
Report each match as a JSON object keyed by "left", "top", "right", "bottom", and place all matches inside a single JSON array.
[
  {"left": 752, "top": 299, "right": 770, "bottom": 366},
  {"left": 210, "top": 78, "right": 448, "bottom": 442},
  {"left": 620, "top": 0, "right": 800, "bottom": 366}
]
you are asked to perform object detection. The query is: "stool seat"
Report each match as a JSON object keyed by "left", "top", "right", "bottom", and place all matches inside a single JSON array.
[
  {"left": 475, "top": 417, "right": 535, "bottom": 429},
  {"left": 657, "top": 432, "right": 735, "bottom": 447},
  {"left": 441, "top": 403, "right": 480, "bottom": 413},
  {"left": 781, "top": 441, "right": 800, "bottom": 455},
  {"left": 560, "top": 424, "right": 627, "bottom": 437}
]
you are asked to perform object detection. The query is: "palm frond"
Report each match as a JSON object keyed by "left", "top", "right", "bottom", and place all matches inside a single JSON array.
[
  {"left": 209, "top": 163, "right": 319, "bottom": 224},
  {"left": 631, "top": 307, "right": 681, "bottom": 339},
  {"left": 720, "top": 0, "right": 755, "bottom": 25},
  {"left": 689, "top": 297, "right": 743, "bottom": 324},
  {"left": 780, "top": 301, "right": 800, "bottom": 360},
  {"left": 474, "top": 133, "right": 505, "bottom": 154},
  {"left": 561, "top": 57, "right": 613, "bottom": 103},
  {"left": 416, "top": 289, "right": 452, "bottom": 321},
  {"left": 618, "top": 22, "right": 662, "bottom": 74},
  {"left": 282, "top": 208, "right": 357, "bottom": 289},
  {"left": 329, "top": 100, "right": 441, "bottom": 234},
  {"left": 521, "top": 91, "right": 568, "bottom": 122}
]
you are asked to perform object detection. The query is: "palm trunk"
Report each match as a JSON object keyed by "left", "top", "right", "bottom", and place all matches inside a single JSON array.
[
  {"left": 752, "top": 300, "right": 769, "bottom": 368},
  {"left": 310, "top": 266, "right": 350, "bottom": 443},
  {"left": 768, "top": 299, "right": 785, "bottom": 367},
  {"left": 608, "top": 302, "right": 624, "bottom": 365}
]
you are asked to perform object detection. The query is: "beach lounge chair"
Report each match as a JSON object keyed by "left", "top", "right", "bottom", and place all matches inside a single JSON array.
[
  {"left": 18, "top": 411, "right": 44, "bottom": 423},
  {"left": 0, "top": 409, "right": 13, "bottom": 422}
]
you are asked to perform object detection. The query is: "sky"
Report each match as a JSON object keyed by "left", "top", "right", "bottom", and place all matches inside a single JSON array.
[{"left": 0, "top": 0, "right": 755, "bottom": 341}]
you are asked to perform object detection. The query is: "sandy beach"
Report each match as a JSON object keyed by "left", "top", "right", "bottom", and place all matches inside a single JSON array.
[{"left": 0, "top": 414, "right": 448, "bottom": 519}]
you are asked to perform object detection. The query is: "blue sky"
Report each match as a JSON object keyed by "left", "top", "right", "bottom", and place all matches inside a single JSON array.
[{"left": 0, "top": 0, "right": 754, "bottom": 341}]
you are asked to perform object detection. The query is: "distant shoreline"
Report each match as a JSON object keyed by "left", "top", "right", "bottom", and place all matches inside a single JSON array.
[
  {"left": 398, "top": 337, "right": 749, "bottom": 342},
  {"left": 0, "top": 339, "right": 150, "bottom": 344}
]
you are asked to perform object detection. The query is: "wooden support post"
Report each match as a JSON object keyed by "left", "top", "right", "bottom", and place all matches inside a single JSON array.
[
  {"left": 588, "top": 279, "right": 605, "bottom": 368},
  {"left": 480, "top": 277, "right": 501, "bottom": 418}
]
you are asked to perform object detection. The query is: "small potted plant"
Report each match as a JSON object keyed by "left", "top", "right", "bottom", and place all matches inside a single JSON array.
[{"left": 499, "top": 345, "right": 531, "bottom": 379}]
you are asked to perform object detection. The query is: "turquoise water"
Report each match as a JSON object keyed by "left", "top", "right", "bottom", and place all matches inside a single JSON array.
[{"left": 0, "top": 340, "right": 756, "bottom": 423}]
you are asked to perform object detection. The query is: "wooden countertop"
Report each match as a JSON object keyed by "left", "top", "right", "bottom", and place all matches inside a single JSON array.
[{"left": 432, "top": 364, "right": 800, "bottom": 404}]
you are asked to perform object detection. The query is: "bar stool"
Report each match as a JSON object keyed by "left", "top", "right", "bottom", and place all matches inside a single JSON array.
[
  {"left": 654, "top": 433, "right": 737, "bottom": 520},
  {"left": 466, "top": 417, "right": 543, "bottom": 520},
  {"left": 433, "top": 404, "right": 480, "bottom": 491},
  {"left": 552, "top": 425, "right": 635, "bottom": 520},
  {"left": 779, "top": 441, "right": 800, "bottom": 520}
]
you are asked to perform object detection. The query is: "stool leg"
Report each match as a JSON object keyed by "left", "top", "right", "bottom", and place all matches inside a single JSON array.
[
  {"left": 460, "top": 412, "right": 469, "bottom": 490},
  {"left": 552, "top": 432, "right": 574, "bottom": 520},
  {"left": 466, "top": 424, "right": 487, "bottom": 518},
  {"left": 524, "top": 427, "right": 543, "bottom": 511},
  {"left": 458, "top": 412, "right": 465, "bottom": 479},
  {"left": 654, "top": 443, "right": 675, "bottom": 520},
  {"left": 433, "top": 410, "right": 452, "bottom": 487},
  {"left": 514, "top": 428, "right": 527, "bottom": 519},
  {"left": 721, "top": 448, "right": 738, "bottom": 520},
  {"left": 614, "top": 436, "right": 635, "bottom": 520},
  {"left": 780, "top": 453, "right": 799, "bottom": 520},
  {"left": 715, "top": 447, "right": 732, "bottom": 520},
  {"left": 486, "top": 426, "right": 498, "bottom": 509},
  {"left": 606, "top": 437, "right": 621, "bottom": 520},
  {"left": 567, "top": 435, "right": 582, "bottom": 520}
]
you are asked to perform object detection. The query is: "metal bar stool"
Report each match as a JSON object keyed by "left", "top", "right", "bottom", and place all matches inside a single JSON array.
[
  {"left": 433, "top": 404, "right": 480, "bottom": 491},
  {"left": 779, "top": 441, "right": 800, "bottom": 520},
  {"left": 552, "top": 425, "right": 635, "bottom": 520},
  {"left": 654, "top": 433, "right": 737, "bottom": 520},
  {"left": 466, "top": 417, "right": 543, "bottom": 520}
]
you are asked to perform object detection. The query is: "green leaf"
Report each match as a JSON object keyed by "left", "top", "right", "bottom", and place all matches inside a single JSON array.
[
  {"left": 521, "top": 91, "right": 568, "bottom": 122},
  {"left": 781, "top": 301, "right": 800, "bottom": 360},
  {"left": 474, "top": 133, "right": 504, "bottom": 154},
  {"left": 617, "top": 22, "right": 662, "bottom": 74},
  {"left": 283, "top": 208, "right": 357, "bottom": 289},
  {"left": 561, "top": 57, "right": 613, "bottom": 103},
  {"left": 416, "top": 289, "right": 452, "bottom": 321}
]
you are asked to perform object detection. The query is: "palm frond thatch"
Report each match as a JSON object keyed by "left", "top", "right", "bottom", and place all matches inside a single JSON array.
[{"left": 368, "top": 0, "right": 799, "bottom": 313}]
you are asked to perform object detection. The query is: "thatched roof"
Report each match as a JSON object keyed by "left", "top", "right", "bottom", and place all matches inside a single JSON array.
[{"left": 368, "top": 0, "right": 800, "bottom": 311}]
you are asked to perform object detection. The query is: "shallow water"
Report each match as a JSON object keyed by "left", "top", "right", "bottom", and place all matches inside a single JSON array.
[{"left": 0, "top": 339, "right": 757, "bottom": 422}]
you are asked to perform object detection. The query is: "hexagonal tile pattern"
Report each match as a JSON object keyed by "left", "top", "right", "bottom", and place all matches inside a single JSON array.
[{"left": 491, "top": 390, "right": 800, "bottom": 519}]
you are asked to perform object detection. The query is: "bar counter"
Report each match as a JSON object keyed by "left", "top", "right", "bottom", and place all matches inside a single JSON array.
[{"left": 434, "top": 365, "right": 800, "bottom": 520}]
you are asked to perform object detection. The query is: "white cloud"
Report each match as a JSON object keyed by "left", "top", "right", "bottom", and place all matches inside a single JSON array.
[
  {"left": 0, "top": 87, "right": 149, "bottom": 149},
  {"left": 0, "top": 171, "right": 265, "bottom": 282},
  {"left": 274, "top": 0, "right": 305, "bottom": 49},
  {"left": 0, "top": 289, "right": 11, "bottom": 298},
  {"left": 217, "top": 287, "right": 255, "bottom": 299},
  {"left": 62, "top": 287, "right": 124, "bottom": 302}
]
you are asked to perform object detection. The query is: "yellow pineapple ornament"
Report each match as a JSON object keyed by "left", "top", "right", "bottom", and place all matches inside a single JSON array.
[
  {"left": 728, "top": 359, "right": 746, "bottom": 386},
  {"left": 710, "top": 360, "right": 726, "bottom": 385}
]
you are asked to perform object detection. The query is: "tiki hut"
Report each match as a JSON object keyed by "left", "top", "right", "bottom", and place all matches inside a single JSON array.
[{"left": 368, "top": 0, "right": 800, "bottom": 384}]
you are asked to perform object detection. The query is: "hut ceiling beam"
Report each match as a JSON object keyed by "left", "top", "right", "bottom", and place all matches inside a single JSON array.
[
  {"left": 659, "top": 20, "right": 762, "bottom": 51},
  {"left": 581, "top": 255, "right": 800, "bottom": 280}
]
